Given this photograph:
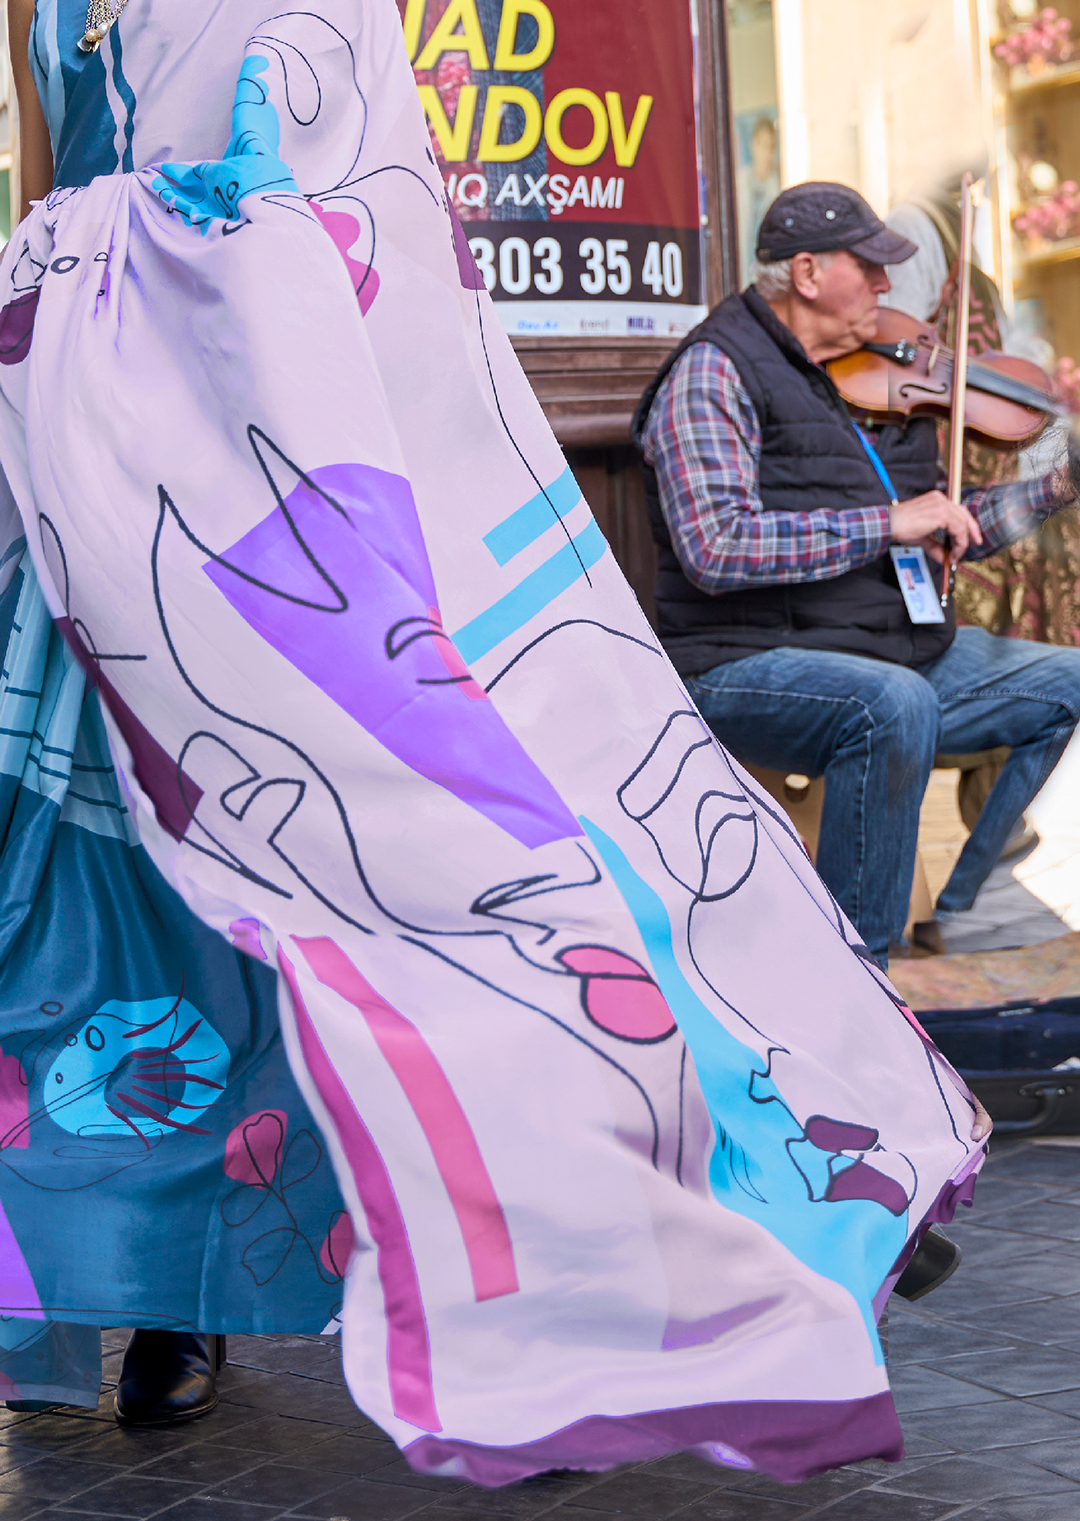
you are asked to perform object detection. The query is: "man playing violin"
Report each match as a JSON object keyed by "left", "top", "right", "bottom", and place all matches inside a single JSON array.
[{"left": 632, "top": 181, "right": 1080, "bottom": 968}]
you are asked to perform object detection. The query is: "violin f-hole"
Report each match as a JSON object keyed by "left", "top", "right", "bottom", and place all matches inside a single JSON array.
[{"left": 898, "top": 379, "right": 949, "bottom": 403}]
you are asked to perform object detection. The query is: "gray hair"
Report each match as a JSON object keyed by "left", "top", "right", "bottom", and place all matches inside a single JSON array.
[{"left": 751, "top": 249, "right": 837, "bottom": 300}]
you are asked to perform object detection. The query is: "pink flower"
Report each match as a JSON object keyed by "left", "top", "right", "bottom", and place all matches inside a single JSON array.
[
  {"left": 1014, "top": 183, "right": 1080, "bottom": 245},
  {"left": 995, "top": 6, "right": 1074, "bottom": 67},
  {"left": 223, "top": 1110, "right": 288, "bottom": 1186},
  {"left": 320, "top": 1209, "right": 355, "bottom": 1278}
]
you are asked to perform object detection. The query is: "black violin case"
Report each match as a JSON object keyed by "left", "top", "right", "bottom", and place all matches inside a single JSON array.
[{"left": 919, "top": 997, "right": 1080, "bottom": 1137}]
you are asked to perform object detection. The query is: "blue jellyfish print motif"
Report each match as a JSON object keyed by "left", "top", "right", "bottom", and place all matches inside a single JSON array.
[{"left": 44, "top": 995, "right": 230, "bottom": 1144}]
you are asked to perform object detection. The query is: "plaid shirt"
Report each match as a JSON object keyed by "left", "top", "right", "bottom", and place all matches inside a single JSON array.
[{"left": 640, "top": 342, "right": 1073, "bottom": 594}]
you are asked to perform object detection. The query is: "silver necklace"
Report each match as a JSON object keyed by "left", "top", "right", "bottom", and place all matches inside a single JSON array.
[{"left": 77, "top": 0, "right": 130, "bottom": 53}]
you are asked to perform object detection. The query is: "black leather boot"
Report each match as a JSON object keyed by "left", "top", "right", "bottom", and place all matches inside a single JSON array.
[
  {"left": 893, "top": 1228, "right": 962, "bottom": 1302},
  {"left": 113, "top": 1330, "right": 225, "bottom": 1427}
]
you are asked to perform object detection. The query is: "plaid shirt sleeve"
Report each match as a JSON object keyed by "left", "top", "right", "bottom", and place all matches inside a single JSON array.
[
  {"left": 640, "top": 343, "right": 893, "bottom": 592},
  {"left": 960, "top": 467, "right": 1076, "bottom": 560}
]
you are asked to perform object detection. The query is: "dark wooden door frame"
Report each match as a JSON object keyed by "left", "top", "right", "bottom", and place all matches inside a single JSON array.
[{"left": 697, "top": 0, "right": 741, "bottom": 308}]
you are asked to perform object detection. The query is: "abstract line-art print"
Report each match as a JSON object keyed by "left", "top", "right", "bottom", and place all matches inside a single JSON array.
[{"left": 0, "top": 0, "right": 982, "bottom": 1479}]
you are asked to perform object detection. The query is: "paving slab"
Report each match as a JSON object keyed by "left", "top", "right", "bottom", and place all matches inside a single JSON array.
[
  {"left": 940, "top": 1224, "right": 1050, "bottom": 1265},
  {"left": 939, "top": 1293, "right": 1080, "bottom": 1346},
  {"left": 223, "top": 1337, "right": 347, "bottom": 1386},
  {"left": 869, "top": 1452, "right": 1080, "bottom": 1501},
  {"left": 134, "top": 1448, "right": 272, "bottom": 1487},
  {"left": 946, "top": 1495, "right": 1080, "bottom": 1520},
  {"left": 201, "top": 1462, "right": 354, "bottom": 1509},
  {"left": 882, "top": 1311, "right": 1018, "bottom": 1364},
  {"left": 0, "top": 1503, "right": 68, "bottom": 1521},
  {"left": 975, "top": 1146, "right": 1080, "bottom": 1185},
  {"left": 977, "top": 1199, "right": 1080, "bottom": 1241},
  {"left": 886, "top": 1364, "right": 1009, "bottom": 1412},
  {"left": 949, "top": 1249, "right": 1080, "bottom": 1296},
  {"left": 903, "top": 1397, "right": 1080, "bottom": 1450},
  {"left": 198, "top": 1415, "right": 349, "bottom": 1454},
  {"left": 152, "top": 1501, "right": 283, "bottom": 1521},
  {"left": 541, "top": 1472, "right": 719, "bottom": 1517},
  {"left": 923, "top": 1345, "right": 1080, "bottom": 1398},
  {"left": 289, "top": 1477, "right": 447, "bottom": 1517},
  {"left": 0, "top": 1454, "right": 129, "bottom": 1505},
  {"left": 989, "top": 1434, "right": 1080, "bottom": 1480},
  {"left": 265, "top": 1435, "right": 403, "bottom": 1478},
  {"left": 902, "top": 1272, "right": 1055, "bottom": 1317},
  {"left": 608, "top": 1496, "right": 808, "bottom": 1520},
  {"left": 769, "top": 1494, "right": 951, "bottom": 1519},
  {"left": 56, "top": 1472, "right": 205, "bottom": 1516},
  {"left": 67, "top": 1412, "right": 268, "bottom": 1466}
]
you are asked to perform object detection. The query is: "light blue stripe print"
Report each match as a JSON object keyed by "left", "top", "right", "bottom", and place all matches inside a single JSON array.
[
  {"left": 482, "top": 466, "right": 583, "bottom": 567},
  {"left": 453, "top": 517, "right": 607, "bottom": 664}
]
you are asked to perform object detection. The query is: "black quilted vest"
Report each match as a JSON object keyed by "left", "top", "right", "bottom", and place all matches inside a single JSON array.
[{"left": 630, "top": 289, "right": 954, "bottom": 676}]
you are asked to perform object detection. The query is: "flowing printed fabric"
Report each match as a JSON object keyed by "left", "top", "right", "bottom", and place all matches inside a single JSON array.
[
  {"left": 0, "top": 491, "right": 352, "bottom": 1406},
  {"left": 0, "top": 0, "right": 983, "bottom": 1482}
]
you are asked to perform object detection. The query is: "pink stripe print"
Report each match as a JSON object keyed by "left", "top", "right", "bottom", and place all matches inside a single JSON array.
[
  {"left": 294, "top": 936, "right": 519, "bottom": 1303},
  {"left": 278, "top": 949, "right": 440, "bottom": 1432}
]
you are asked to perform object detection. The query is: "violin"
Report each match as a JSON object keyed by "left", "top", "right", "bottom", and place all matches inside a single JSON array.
[
  {"left": 829, "top": 173, "right": 1060, "bottom": 606},
  {"left": 827, "top": 305, "right": 1060, "bottom": 449}
]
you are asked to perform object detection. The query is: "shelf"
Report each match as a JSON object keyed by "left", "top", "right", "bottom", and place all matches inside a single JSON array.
[
  {"left": 1016, "top": 234, "right": 1080, "bottom": 271},
  {"left": 1008, "top": 59, "right": 1080, "bottom": 96}
]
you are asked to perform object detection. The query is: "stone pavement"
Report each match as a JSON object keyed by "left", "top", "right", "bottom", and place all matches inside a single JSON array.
[{"left": 5, "top": 1140, "right": 1080, "bottom": 1521}]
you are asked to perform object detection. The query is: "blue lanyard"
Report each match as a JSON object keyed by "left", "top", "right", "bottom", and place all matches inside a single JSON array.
[{"left": 852, "top": 422, "right": 899, "bottom": 505}]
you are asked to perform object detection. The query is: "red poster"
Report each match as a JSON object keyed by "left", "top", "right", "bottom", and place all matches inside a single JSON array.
[{"left": 399, "top": 0, "right": 707, "bottom": 338}]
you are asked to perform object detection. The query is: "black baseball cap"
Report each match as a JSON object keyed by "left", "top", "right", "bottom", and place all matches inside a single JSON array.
[{"left": 755, "top": 182, "right": 918, "bottom": 265}]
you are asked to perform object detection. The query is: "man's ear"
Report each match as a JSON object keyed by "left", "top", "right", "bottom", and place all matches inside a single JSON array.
[{"left": 790, "top": 251, "right": 821, "bottom": 301}]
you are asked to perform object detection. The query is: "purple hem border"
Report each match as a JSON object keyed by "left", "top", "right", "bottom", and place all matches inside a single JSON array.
[
  {"left": 404, "top": 1392, "right": 901, "bottom": 1488},
  {"left": 872, "top": 1163, "right": 980, "bottom": 1318},
  {"left": 402, "top": 1166, "right": 984, "bottom": 1488}
]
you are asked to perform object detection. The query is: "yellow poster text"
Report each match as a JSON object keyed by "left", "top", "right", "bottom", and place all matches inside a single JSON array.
[{"left": 405, "top": 0, "right": 653, "bottom": 167}]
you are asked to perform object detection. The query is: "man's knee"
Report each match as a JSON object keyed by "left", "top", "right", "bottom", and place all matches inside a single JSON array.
[
  {"left": 1028, "top": 645, "right": 1080, "bottom": 729},
  {"left": 836, "top": 665, "right": 938, "bottom": 761}
]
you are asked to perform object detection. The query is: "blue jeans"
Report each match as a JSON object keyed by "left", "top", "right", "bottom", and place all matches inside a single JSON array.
[{"left": 685, "top": 628, "right": 1080, "bottom": 963}]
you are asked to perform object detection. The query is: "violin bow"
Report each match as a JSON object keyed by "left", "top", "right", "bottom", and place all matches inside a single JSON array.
[{"left": 943, "top": 171, "right": 976, "bottom": 608}]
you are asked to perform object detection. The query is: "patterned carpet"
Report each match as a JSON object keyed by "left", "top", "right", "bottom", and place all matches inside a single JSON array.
[{"left": 890, "top": 932, "right": 1080, "bottom": 1011}]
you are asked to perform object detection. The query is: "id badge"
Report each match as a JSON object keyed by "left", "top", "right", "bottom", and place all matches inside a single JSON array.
[{"left": 890, "top": 545, "right": 946, "bottom": 625}]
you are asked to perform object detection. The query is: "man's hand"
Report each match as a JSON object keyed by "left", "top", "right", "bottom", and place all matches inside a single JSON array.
[{"left": 889, "top": 491, "right": 983, "bottom": 565}]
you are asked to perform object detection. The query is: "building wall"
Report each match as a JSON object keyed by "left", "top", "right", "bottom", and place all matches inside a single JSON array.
[{"left": 776, "top": 0, "right": 987, "bottom": 213}]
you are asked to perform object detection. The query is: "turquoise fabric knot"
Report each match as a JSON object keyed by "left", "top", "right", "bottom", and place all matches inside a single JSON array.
[{"left": 152, "top": 56, "right": 299, "bottom": 234}]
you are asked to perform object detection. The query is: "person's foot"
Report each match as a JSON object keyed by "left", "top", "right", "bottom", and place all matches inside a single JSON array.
[
  {"left": 893, "top": 1227, "right": 962, "bottom": 1301},
  {"left": 113, "top": 1331, "right": 220, "bottom": 1427},
  {"left": 910, "top": 918, "right": 947, "bottom": 956},
  {"left": 912, "top": 898, "right": 989, "bottom": 955},
  {"left": 5, "top": 1400, "right": 61, "bottom": 1412}
]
